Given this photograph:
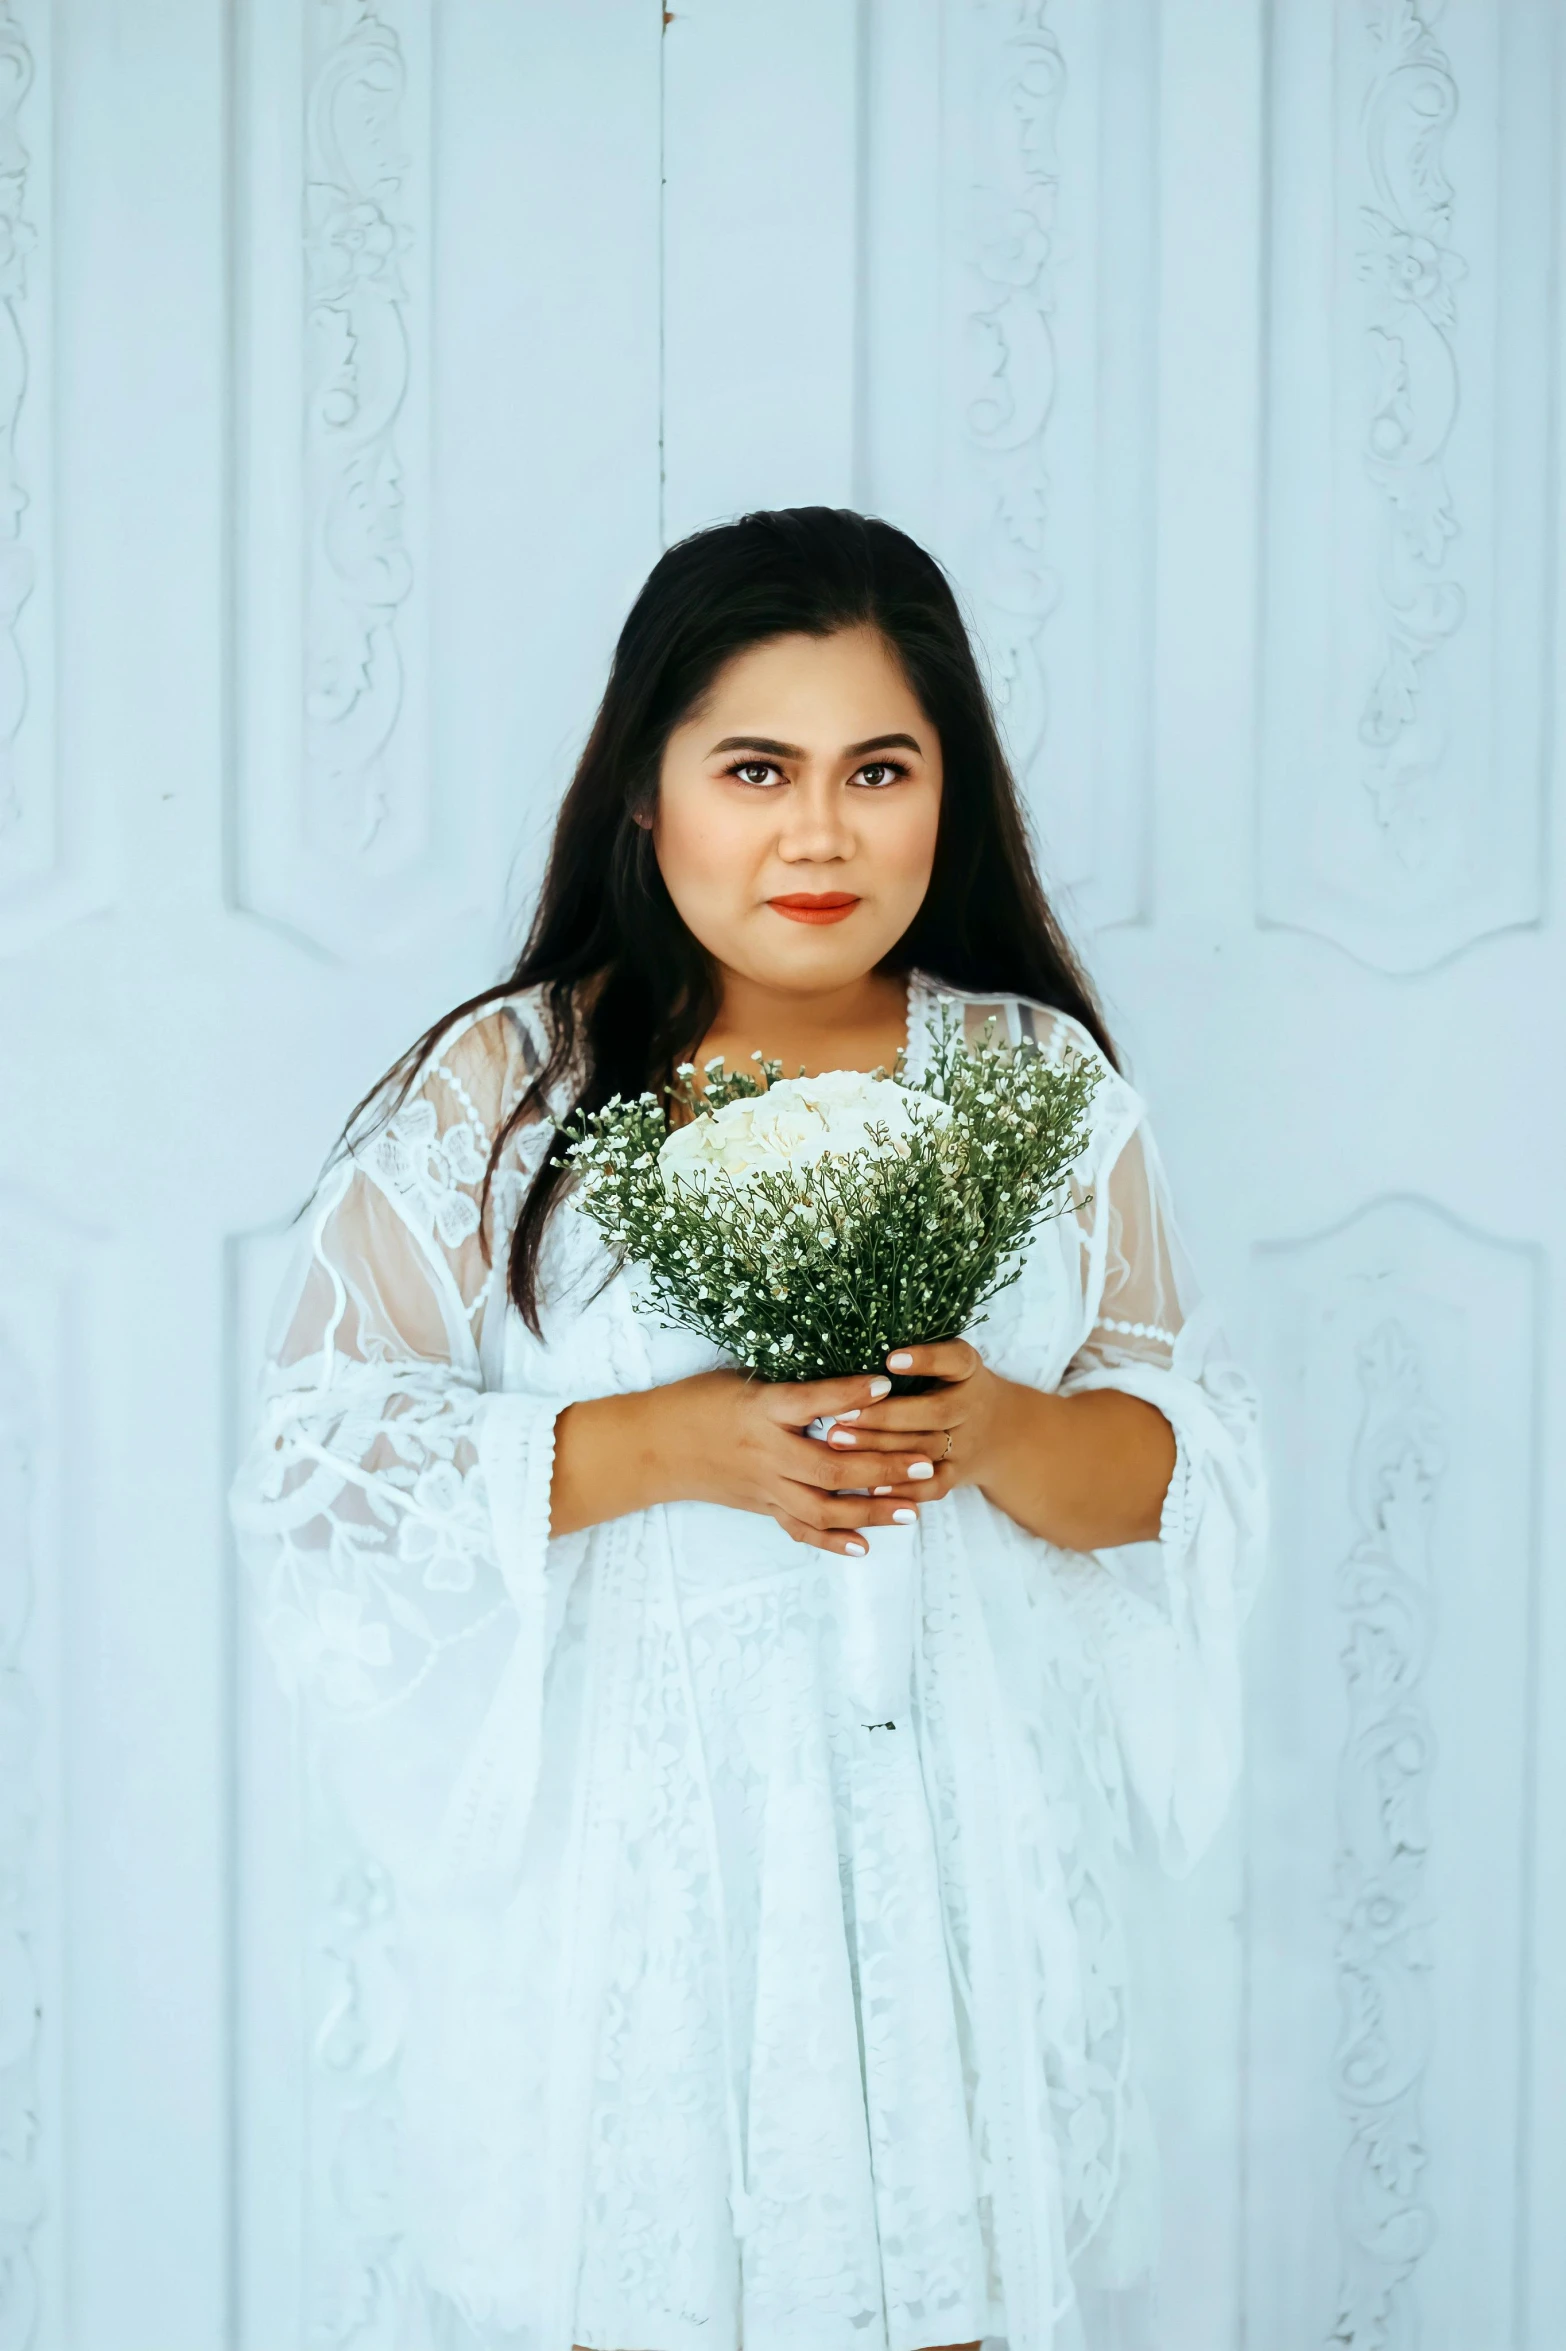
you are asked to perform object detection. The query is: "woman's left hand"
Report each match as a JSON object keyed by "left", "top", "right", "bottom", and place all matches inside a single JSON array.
[{"left": 820, "top": 1339, "right": 1013, "bottom": 1503}]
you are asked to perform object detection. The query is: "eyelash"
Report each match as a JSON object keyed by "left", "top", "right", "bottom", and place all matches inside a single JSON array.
[{"left": 722, "top": 758, "right": 911, "bottom": 790}]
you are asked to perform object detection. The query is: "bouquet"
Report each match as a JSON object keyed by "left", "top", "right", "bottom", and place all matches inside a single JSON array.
[{"left": 560, "top": 1004, "right": 1102, "bottom": 1718}]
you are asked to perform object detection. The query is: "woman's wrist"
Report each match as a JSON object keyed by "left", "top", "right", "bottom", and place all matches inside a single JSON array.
[
  {"left": 971, "top": 1372, "right": 1060, "bottom": 1522},
  {"left": 976, "top": 1376, "right": 1175, "bottom": 1550},
  {"left": 550, "top": 1385, "right": 683, "bottom": 1536}
]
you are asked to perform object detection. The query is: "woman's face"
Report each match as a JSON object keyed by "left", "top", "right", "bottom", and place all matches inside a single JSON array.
[{"left": 651, "top": 624, "right": 943, "bottom": 995}]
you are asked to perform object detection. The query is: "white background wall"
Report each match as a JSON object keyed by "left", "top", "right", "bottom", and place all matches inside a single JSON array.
[{"left": 0, "top": 2, "right": 1561, "bottom": 2345}]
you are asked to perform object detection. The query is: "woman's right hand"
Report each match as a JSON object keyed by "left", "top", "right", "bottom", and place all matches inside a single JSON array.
[{"left": 550, "top": 1369, "right": 938, "bottom": 1554}]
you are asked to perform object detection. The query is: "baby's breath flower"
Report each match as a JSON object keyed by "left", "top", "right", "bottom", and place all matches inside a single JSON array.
[{"left": 558, "top": 1001, "right": 1100, "bottom": 1383}]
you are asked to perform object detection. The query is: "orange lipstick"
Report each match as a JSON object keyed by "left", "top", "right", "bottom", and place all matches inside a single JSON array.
[{"left": 767, "top": 892, "right": 861, "bottom": 925}]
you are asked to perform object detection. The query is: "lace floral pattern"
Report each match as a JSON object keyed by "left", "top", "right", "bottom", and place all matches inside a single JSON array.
[
  {"left": 364, "top": 1091, "right": 493, "bottom": 1249},
  {"left": 229, "top": 999, "right": 561, "bottom": 1895},
  {"left": 229, "top": 975, "right": 1268, "bottom": 2351}
]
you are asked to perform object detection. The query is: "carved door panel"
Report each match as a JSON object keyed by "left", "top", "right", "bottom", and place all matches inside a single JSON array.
[
  {"left": 0, "top": 3, "right": 1559, "bottom": 2348},
  {"left": 0, "top": 3, "right": 667, "bottom": 2345}
]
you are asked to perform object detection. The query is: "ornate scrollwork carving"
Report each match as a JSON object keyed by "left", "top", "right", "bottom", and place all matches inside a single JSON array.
[
  {"left": 960, "top": 0, "right": 1066, "bottom": 786},
  {"left": 1355, "top": 2, "right": 1465, "bottom": 872},
  {"left": 1329, "top": 1318, "right": 1442, "bottom": 2347},
  {"left": 303, "top": 0, "right": 416, "bottom": 860}
]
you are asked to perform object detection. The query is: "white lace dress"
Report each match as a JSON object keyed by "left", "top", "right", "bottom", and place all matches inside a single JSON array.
[{"left": 229, "top": 971, "right": 1267, "bottom": 2351}]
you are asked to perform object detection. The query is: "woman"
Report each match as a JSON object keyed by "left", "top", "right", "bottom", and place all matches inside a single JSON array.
[{"left": 230, "top": 507, "right": 1267, "bottom": 2351}]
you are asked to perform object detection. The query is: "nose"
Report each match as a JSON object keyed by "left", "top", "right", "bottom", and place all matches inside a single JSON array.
[{"left": 775, "top": 771, "right": 853, "bottom": 864}]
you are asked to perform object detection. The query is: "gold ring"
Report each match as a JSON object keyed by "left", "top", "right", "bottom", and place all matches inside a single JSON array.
[{"left": 940, "top": 1429, "right": 953, "bottom": 1462}]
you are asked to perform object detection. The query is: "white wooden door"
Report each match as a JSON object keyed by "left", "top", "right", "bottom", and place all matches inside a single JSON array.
[{"left": 0, "top": 4, "right": 1559, "bottom": 2346}]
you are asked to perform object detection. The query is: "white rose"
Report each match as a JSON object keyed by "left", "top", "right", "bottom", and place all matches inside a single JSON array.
[{"left": 658, "top": 1069, "right": 949, "bottom": 1195}]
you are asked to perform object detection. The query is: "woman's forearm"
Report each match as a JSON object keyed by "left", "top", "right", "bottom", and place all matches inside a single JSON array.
[
  {"left": 549, "top": 1370, "right": 1178, "bottom": 1552},
  {"left": 980, "top": 1379, "right": 1176, "bottom": 1550},
  {"left": 549, "top": 1389, "right": 677, "bottom": 1537}
]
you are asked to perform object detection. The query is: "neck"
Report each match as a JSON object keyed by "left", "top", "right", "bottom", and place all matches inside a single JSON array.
[{"left": 700, "top": 965, "right": 913, "bottom": 1079}]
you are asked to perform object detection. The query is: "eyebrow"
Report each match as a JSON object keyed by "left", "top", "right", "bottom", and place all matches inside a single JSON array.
[{"left": 707, "top": 731, "right": 924, "bottom": 759}]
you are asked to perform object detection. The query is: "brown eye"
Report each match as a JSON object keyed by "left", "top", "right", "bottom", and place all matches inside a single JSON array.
[
  {"left": 854, "top": 760, "right": 908, "bottom": 789},
  {"left": 727, "top": 760, "right": 784, "bottom": 788}
]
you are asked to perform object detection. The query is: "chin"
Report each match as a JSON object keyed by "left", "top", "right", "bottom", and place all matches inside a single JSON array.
[{"left": 781, "top": 951, "right": 897, "bottom": 999}]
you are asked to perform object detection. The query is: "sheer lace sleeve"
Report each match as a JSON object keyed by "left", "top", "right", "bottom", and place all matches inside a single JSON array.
[
  {"left": 1029, "top": 1005, "right": 1269, "bottom": 1875},
  {"left": 228, "top": 997, "right": 572, "bottom": 1906}
]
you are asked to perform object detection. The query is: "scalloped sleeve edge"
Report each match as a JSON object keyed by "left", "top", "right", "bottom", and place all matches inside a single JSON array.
[
  {"left": 1052, "top": 1362, "right": 1268, "bottom": 1877},
  {"left": 427, "top": 1389, "right": 568, "bottom": 1905}
]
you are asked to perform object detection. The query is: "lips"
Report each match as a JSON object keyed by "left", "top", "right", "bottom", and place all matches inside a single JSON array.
[{"left": 767, "top": 892, "right": 861, "bottom": 925}]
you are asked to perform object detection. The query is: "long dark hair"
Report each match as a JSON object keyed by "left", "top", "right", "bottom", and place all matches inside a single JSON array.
[{"left": 342, "top": 506, "right": 1119, "bottom": 1332}]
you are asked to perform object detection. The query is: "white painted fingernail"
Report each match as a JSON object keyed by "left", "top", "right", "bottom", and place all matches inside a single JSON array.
[
  {"left": 886, "top": 1351, "right": 914, "bottom": 1371},
  {"left": 893, "top": 1507, "right": 917, "bottom": 1525},
  {"left": 845, "top": 1539, "right": 867, "bottom": 1556},
  {"left": 867, "top": 1377, "right": 891, "bottom": 1399},
  {"left": 828, "top": 1428, "right": 857, "bottom": 1446},
  {"left": 836, "top": 1408, "right": 861, "bottom": 1422},
  {"left": 908, "top": 1460, "right": 934, "bottom": 1480},
  {"left": 873, "top": 1485, "right": 894, "bottom": 1496}
]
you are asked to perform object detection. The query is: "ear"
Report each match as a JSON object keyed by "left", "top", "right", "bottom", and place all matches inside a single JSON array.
[{"left": 631, "top": 807, "right": 653, "bottom": 832}]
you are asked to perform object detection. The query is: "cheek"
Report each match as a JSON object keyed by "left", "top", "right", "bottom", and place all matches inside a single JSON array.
[
  {"left": 870, "top": 787, "right": 942, "bottom": 892},
  {"left": 653, "top": 789, "right": 738, "bottom": 898},
  {"left": 653, "top": 784, "right": 754, "bottom": 922}
]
